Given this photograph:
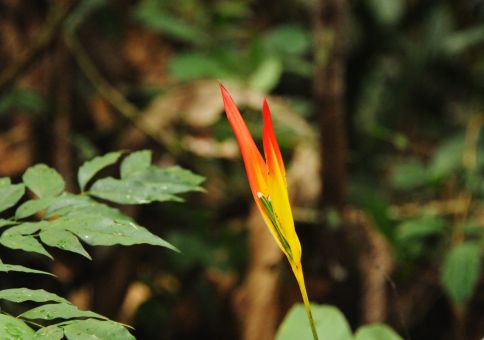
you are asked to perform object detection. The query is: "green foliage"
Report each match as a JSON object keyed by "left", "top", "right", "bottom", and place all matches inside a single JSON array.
[
  {"left": 20, "top": 303, "right": 107, "bottom": 321},
  {"left": 0, "top": 222, "right": 54, "bottom": 259},
  {"left": 0, "top": 182, "right": 25, "bottom": 213},
  {"left": 0, "top": 150, "right": 203, "bottom": 338},
  {"left": 428, "top": 134, "right": 466, "bottom": 181},
  {"left": 49, "top": 214, "right": 178, "bottom": 250},
  {"left": 134, "top": 0, "right": 208, "bottom": 45},
  {"left": 24, "top": 164, "right": 65, "bottom": 198},
  {"left": 365, "top": 0, "right": 404, "bottom": 26},
  {"left": 138, "top": 0, "right": 313, "bottom": 92},
  {"left": 391, "top": 159, "right": 428, "bottom": 191},
  {"left": 89, "top": 165, "right": 204, "bottom": 204},
  {"left": 16, "top": 197, "right": 56, "bottom": 220},
  {"left": 276, "top": 304, "right": 352, "bottom": 340},
  {"left": 0, "top": 87, "right": 47, "bottom": 116},
  {"left": 0, "top": 263, "right": 54, "bottom": 276},
  {"left": 77, "top": 151, "right": 122, "bottom": 191},
  {"left": 248, "top": 56, "right": 283, "bottom": 92},
  {"left": 0, "top": 288, "right": 70, "bottom": 304},
  {"left": 0, "top": 314, "right": 35, "bottom": 339},
  {"left": 444, "top": 25, "right": 484, "bottom": 55},
  {"left": 62, "top": 319, "right": 135, "bottom": 340},
  {"left": 264, "top": 25, "right": 312, "bottom": 57},
  {"left": 88, "top": 151, "right": 204, "bottom": 204},
  {"left": 33, "top": 319, "right": 135, "bottom": 340},
  {"left": 354, "top": 324, "right": 403, "bottom": 340},
  {"left": 168, "top": 53, "right": 230, "bottom": 81},
  {"left": 276, "top": 304, "right": 402, "bottom": 340},
  {"left": 441, "top": 242, "right": 482, "bottom": 305},
  {"left": 396, "top": 215, "right": 447, "bottom": 242},
  {"left": 39, "top": 228, "right": 91, "bottom": 259}
]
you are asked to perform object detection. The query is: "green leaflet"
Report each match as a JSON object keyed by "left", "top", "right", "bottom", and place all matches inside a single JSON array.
[
  {"left": 258, "top": 192, "right": 293, "bottom": 260},
  {"left": 0, "top": 288, "right": 70, "bottom": 304},
  {"left": 23, "top": 164, "right": 65, "bottom": 198},
  {"left": 0, "top": 313, "right": 35, "bottom": 338}
]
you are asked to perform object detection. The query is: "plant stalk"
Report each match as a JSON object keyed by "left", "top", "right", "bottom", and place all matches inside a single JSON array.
[{"left": 292, "top": 263, "right": 319, "bottom": 340}]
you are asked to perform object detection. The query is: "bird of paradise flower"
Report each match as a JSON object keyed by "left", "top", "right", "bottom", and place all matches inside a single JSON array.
[{"left": 220, "top": 83, "right": 319, "bottom": 340}]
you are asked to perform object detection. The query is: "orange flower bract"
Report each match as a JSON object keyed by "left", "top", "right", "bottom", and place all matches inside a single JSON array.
[{"left": 220, "top": 83, "right": 319, "bottom": 340}]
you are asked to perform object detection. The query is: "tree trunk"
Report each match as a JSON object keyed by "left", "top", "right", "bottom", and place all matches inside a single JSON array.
[{"left": 313, "top": 0, "right": 347, "bottom": 210}]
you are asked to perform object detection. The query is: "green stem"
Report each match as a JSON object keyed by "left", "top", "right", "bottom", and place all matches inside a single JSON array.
[{"left": 292, "top": 263, "right": 319, "bottom": 340}]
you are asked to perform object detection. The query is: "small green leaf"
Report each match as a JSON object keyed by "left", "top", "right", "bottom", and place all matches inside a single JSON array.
[
  {"left": 391, "top": 159, "right": 428, "bottom": 191},
  {"left": 89, "top": 177, "right": 181, "bottom": 204},
  {"left": 44, "top": 193, "right": 92, "bottom": 218},
  {"left": 77, "top": 151, "right": 122, "bottom": 191},
  {"left": 3, "top": 221, "right": 44, "bottom": 235},
  {"left": 121, "top": 150, "right": 152, "bottom": 179},
  {"left": 63, "top": 319, "right": 135, "bottom": 340},
  {"left": 366, "top": 0, "right": 404, "bottom": 26},
  {"left": 264, "top": 25, "right": 312, "bottom": 56},
  {"left": 0, "top": 177, "right": 11, "bottom": 186},
  {"left": 0, "top": 183, "right": 25, "bottom": 213},
  {"left": 0, "top": 87, "right": 47, "bottom": 115},
  {"left": 40, "top": 229, "right": 91, "bottom": 259},
  {"left": 90, "top": 166, "right": 204, "bottom": 204},
  {"left": 0, "top": 227, "right": 53, "bottom": 259},
  {"left": 51, "top": 214, "right": 178, "bottom": 252},
  {"left": 429, "top": 134, "right": 465, "bottom": 181},
  {"left": 168, "top": 53, "right": 226, "bottom": 80},
  {"left": 127, "top": 166, "right": 204, "bottom": 192},
  {"left": 0, "top": 263, "right": 54, "bottom": 276},
  {"left": 355, "top": 324, "right": 403, "bottom": 340},
  {"left": 444, "top": 26, "right": 484, "bottom": 55},
  {"left": 0, "top": 288, "right": 70, "bottom": 304},
  {"left": 20, "top": 303, "right": 107, "bottom": 321},
  {"left": 15, "top": 197, "right": 55, "bottom": 219},
  {"left": 396, "top": 216, "right": 447, "bottom": 242},
  {"left": 441, "top": 242, "right": 481, "bottom": 304},
  {"left": 0, "top": 219, "right": 16, "bottom": 228},
  {"left": 34, "top": 324, "right": 64, "bottom": 340},
  {"left": 462, "top": 221, "right": 484, "bottom": 237},
  {"left": 134, "top": 3, "right": 207, "bottom": 45},
  {"left": 44, "top": 194, "right": 129, "bottom": 221},
  {"left": 276, "top": 304, "right": 352, "bottom": 340},
  {"left": 23, "top": 164, "right": 65, "bottom": 198},
  {"left": 248, "top": 56, "right": 283, "bottom": 92},
  {"left": 0, "top": 313, "right": 35, "bottom": 338}
]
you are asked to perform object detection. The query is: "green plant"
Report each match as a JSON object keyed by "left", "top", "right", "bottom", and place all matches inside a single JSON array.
[
  {"left": 0, "top": 150, "right": 204, "bottom": 339},
  {"left": 276, "top": 303, "right": 403, "bottom": 340}
]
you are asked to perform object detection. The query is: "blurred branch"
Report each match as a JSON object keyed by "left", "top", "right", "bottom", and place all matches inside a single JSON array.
[
  {"left": 0, "top": 1, "right": 78, "bottom": 94},
  {"left": 388, "top": 197, "right": 475, "bottom": 220},
  {"left": 463, "top": 114, "right": 484, "bottom": 170},
  {"left": 294, "top": 197, "right": 479, "bottom": 223},
  {"left": 64, "top": 33, "right": 181, "bottom": 155}
]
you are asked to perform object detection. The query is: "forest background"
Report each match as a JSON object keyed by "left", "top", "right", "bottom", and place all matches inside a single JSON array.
[{"left": 0, "top": 0, "right": 483, "bottom": 339}]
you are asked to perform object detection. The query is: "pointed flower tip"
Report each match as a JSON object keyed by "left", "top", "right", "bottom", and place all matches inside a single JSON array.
[
  {"left": 262, "top": 98, "right": 272, "bottom": 121},
  {"left": 219, "top": 82, "right": 229, "bottom": 95}
]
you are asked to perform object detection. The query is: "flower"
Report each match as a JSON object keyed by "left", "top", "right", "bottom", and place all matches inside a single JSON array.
[{"left": 220, "top": 83, "right": 318, "bottom": 339}]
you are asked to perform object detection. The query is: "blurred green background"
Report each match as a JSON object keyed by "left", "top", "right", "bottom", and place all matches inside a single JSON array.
[{"left": 0, "top": 0, "right": 483, "bottom": 339}]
